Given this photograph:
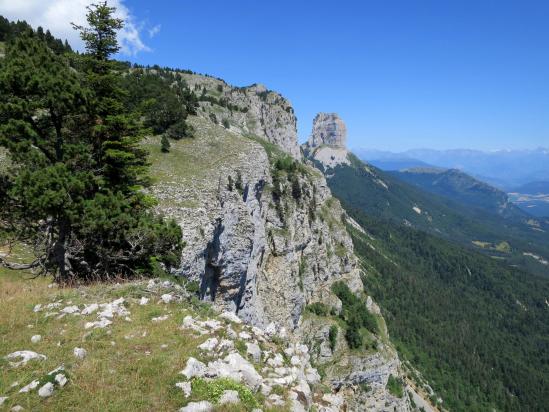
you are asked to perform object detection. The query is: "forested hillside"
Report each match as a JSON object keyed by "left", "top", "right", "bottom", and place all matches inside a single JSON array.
[
  {"left": 347, "top": 210, "right": 549, "bottom": 411},
  {"left": 323, "top": 154, "right": 549, "bottom": 277}
]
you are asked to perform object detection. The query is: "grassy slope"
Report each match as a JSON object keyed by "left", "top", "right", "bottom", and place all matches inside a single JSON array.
[{"left": 0, "top": 263, "right": 291, "bottom": 411}]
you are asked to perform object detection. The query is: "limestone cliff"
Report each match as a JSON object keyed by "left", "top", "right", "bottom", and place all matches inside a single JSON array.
[
  {"left": 306, "top": 113, "right": 348, "bottom": 149},
  {"left": 303, "top": 113, "right": 351, "bottom": 169},
  {"left": 149, "top": 73, "right": 416, "bottom": 411}
]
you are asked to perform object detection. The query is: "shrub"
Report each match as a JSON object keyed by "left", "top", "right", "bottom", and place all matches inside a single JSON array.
[
  {"left": 329, "top": 325, "right": 338, "bottom": 351},
  {"left": 161, "top": 135, "right": 170, "bottom": 153},
  {"left": 386, "top": 374, "right": 404, "bottom": 398},
  {"left": 306, "top": 302, "right": 330, "bottom": 317}
]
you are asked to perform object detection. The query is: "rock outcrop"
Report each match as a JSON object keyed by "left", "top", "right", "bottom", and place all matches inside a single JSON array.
[
  {"left": 179, "top": 74, "right": 301, "bottom": 159},
  {"left": 303, "top": 113, "right": 351, "bottom": 169},
  {"left": 306, "top": 113, "right": 347, "bottom": 149},
  {"left": 150, "top": 72, "right": 415, "bottom": 411}
]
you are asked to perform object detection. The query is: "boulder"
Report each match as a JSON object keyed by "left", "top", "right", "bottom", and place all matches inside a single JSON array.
[
  {"left": 181, "top": 357, "right": 207, "bottom": 379},
  {"left": 178, "top": 401, "right": 213, "bottom": 412}
]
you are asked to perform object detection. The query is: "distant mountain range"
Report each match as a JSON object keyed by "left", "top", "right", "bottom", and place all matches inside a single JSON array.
[
  {"left": 390, "top": 167, "right": 530, "bottom": 220},
  {"left": 356, "top": 147, "right": 549, "bottom": 190}
]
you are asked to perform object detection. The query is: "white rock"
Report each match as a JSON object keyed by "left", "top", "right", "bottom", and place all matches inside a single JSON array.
[
  {"left": 0, "top": 397, "right": 7, "bottom": 406},
  {"left": 267, "top": 354, "right": 284, "bottom": 368},
  {"left": 267, "top": 394, "right": 285, "bottom": 406},
  {"left": 30, "top": 335, "right": 42, "bottom": 344},
  {"left": 290, "top": 398, "right": 306, "bottom": 412},
  {"left": 181, "top": 315, "right": 207, "bottom": 334},
  {"left": 224, "top": 353, "right": 262, "bottom": 390},
  {"left": 81, "top": 303, "right": 99, "bottom": 315},
  {"left": 219, "top": 389, "right": 239, "bottom": 404},
  {"left": 265, "top": 322, "right": 277, "bottom": 336},
  {"left": 305, "top": 367, "right": 321, "bottom": 384},
  {"left": 261, "top": 383, "right": 272, "bottom": 396},
  {"left": 246, "top": 342, "right": 261, "bottom": 362},
  {"left": 180, "top": 357, "right": 207, "bottom": 379},
  {"left": 178, "top": 401, "right": 213, "bottom": 412},
  {"left": 219, "top": 311, "right": 242, "bottom": 324},
  {"left": 203, "top": 319, "right": 221, "bottom": 330},
  {"left": 54, "top": 373, "right": 68, "bottom": 387},
  {"left": 84, "top": 318, "right": 112, "bottom": 329},
  {"left": 251, "top": 326, "right": 264, "bottom": 337},
  {"left": 239, "top": 331, "right": 252, "bottom": 340},
  {"left": 218, "top": 339, "right": 234, "bottom": 351},
  {"left": 322, "top": 393, "right": 344, "bottom": 407},
  {"left": 33, "top": 304, "right": 42, "bottom": 312},
  {"left": 175, "top": 381, "right": 192, "bottom": 397},
  {"left": 160, "top": 294, "right": 174, "bottom": 304},
  {"left": 11, "top": 406, "right": 24, "bottom": 411},
  {"left": 73, "top": 347, "right": 87, "bottom": 359},
  {"left": 60, "top": 305, "right": 80, "bottom": 315},
  {"left": 151, "top": 315, "right": 169, "bottom": 322},
  {"left": 19, "top": 379, "right": 40, "bottom": 393},
  {"left": 198, "top": 338, "right": 218, "bottom": 351},
  {"left": 5, "top": 351, "right": 46, "bottom": 367},
  {"left": 38, "top": 382, "right": 54, "bottom": 398},
  {"left": 139, "top": 297, "right": 149, "bottom": 305},
  {"left": 226, "top": 327, "right": 238, "bottom": 339},
  {"left": 290, "top": 355, "right": 301, "bottom": 366}
]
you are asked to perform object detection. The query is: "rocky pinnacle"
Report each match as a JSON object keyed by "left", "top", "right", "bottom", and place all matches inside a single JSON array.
[{"left": 306, "top": 113, "right": 347, "bottom": 149}]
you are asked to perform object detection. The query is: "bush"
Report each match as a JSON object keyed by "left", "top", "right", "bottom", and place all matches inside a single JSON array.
[
  {"left": 160, "top": 135, "right": 170, "bottom": 153},
  {"left": 329, "top": 325, "right": 338, "bottom": 351},
  {"left": 331, "top": 281, "right": 378, "bottom": 348},
  {"left": 306, "top": 302, "right": 330, "bottom": 317},
  {"left": 386, "top": 374, "right": 404, "bottom": 398}
]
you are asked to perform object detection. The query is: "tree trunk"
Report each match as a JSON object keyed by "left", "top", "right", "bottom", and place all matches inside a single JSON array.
[{"left": 53, "top": 219, "right": 72, "bottom": 282}]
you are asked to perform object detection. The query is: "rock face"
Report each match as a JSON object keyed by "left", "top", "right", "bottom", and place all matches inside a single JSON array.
[
  {"left": 179, "top": 74, "right": 301, "bottom": 159},
  {"left": 150, "top": 73, "right": 413, "bottom": 411},
  {"left": 306, "top": 113, "right": 347, "bottom": 149},
  {"left": 303, "top": 113, "right": 351, "bottom": 170}
]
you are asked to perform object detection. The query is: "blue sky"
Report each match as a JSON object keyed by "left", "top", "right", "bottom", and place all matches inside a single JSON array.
[{"left": 3, "top": 0, "right": 549, "bottom": 151}]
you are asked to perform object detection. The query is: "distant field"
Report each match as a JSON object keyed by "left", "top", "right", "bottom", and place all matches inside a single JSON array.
[{"left": 509, "top": 192, "right": 549, "bottom": 217}]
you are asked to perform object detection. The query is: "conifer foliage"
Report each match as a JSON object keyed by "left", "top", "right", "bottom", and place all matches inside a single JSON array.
[{"left": 0, "top": 2, "right": 182, "bottom": 283}]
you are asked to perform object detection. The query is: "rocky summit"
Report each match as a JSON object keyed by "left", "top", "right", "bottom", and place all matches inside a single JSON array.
[
  {"left": 306, "top": 113, "right": 348, "bottom": 149},
  {"left": 303, "top": 113, "right": 351, "bottom": 169}
]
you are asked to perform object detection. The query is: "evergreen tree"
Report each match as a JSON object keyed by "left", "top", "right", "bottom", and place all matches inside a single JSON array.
[
  {"left": 0, "top": 3, "right": 182, "bottom": 283},
  {"left": 160, "top": 135, "right": 170, "bottom": 153}
]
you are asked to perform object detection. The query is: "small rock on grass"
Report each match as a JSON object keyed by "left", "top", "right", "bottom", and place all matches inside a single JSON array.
[
  {"left": 5, "top": 351, "right": 46, "bottom": 368},
  {"left": 11, "top": 405, "right": 24, "bottom": 411},
  {"left": 0, "top": 397, "right": 7, "bottom": 406},
  {"left": 178, "top": 401, "right": 213, "bottom": 412},
  {"left": 175, "top": 381, "right": 191, "bottom": 397},
  {"left": 73, "top": 347, "right": 87, "bottom": 359},
  {"left": 219, "top": 390, "right": 240, "bottom": 404},
  {"left": 38, "top": 382, "right": 54, "bottom": 398},
  {"left": 30, "top": 335, "right": 41, "bottom": 344}
]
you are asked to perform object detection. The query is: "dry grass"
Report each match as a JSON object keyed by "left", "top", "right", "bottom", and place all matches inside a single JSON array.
[{"left": 0, "top": 265, "right": 281, "bottom": 411}]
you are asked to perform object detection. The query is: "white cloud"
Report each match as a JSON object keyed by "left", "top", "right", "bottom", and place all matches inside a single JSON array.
[
  {"left": 0, "top": 0, "right": 154, "bottom": 55},
  {"left": 148, "top": 24, "right": 161, "bottom": 38}
]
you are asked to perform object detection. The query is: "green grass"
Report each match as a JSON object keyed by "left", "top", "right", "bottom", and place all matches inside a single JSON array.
[
  {"left": 386, "top": 374, "right": 404, "bottom": 398},
  {"left": 0, "top": 249, "right": 278, "bottom": 412}
]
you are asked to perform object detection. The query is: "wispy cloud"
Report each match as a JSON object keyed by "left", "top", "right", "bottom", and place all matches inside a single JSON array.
[
  {"left": 0, "top": 0, "right": 156, "bottom": 56},
  {"left": 148, "top": 24, "right": 161, "bottom": 38}
]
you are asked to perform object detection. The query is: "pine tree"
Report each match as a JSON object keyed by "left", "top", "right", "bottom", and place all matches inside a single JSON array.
[
  {"left": 161, "top": 135, "right": 170, "bottom": 153},
  {"left": 0, "top": 3, "right": 182, "bottom": 283}
]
